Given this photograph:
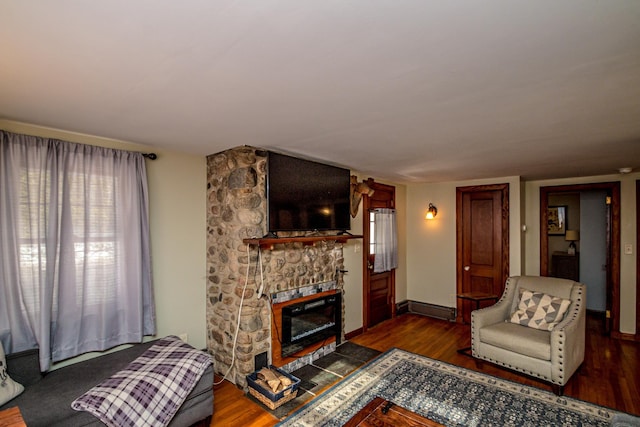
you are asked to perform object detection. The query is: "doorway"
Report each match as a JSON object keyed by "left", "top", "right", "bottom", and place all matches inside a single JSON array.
[
  {"left": 540, "top": 182, "right": 620, "bottom": 335},
  {"left": 455, "top": 184, "right": 510, "bottom": 323},
  {"left": 637, "top": 180, "right": 640, "bottom": 338},
  {"left": 362, "top": 179, "right": 396, "bottom": 331}
]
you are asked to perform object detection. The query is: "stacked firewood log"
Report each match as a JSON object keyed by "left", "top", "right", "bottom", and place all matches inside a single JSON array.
[{"left": 255, "top": 367, "right": 293, "bottom": 395}]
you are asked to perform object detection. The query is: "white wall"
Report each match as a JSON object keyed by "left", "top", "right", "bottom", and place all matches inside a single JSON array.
[
  {"left": 146, "top": 149, "right": 207, "bottom": 350},
  {"left": 342, "top": 209, "right": 364, "bottom": 335},
  {"left": 405, "top": 176, "right": 522, "bottom": 308},
  {"left": 524, "top": 173, "right": 638, "bottom": 334},
  {"left": 0, "top": 120, "right": 208, "bottom": 366}
]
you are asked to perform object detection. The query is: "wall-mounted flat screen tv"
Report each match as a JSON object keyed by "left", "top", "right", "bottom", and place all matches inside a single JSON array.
[{"left": 267, "top": 151, "right": 351, "bottom": 233}]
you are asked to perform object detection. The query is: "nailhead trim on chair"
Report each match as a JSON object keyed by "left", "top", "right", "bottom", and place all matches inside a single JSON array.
[
  {"left": 479, "top": 355, "right": 552, "bottom": 381},
  {"left": 471, "top": 278, "right": 583, "bottom": 396},
  {"left": 473, "top": 279, "right": 585, "bottom": 389},
  {"left": 554, "top": 286, "right": 583, "bottom": 383}
]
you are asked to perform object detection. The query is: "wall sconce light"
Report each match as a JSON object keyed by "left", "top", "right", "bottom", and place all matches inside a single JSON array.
[
  {"left": 565, "top": 230, "right": 579, "bottom": 255},
  {"left": 425, "top": 203, "right": 438, "bottom": 219}
]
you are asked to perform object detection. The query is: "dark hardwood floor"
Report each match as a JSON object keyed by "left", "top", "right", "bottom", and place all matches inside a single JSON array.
[{"left": 211, "top": 313, "right": 640, "bottom": 426}]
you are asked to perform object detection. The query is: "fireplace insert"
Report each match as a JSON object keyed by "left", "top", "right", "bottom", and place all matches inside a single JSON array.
[{"left": 281, "top": 292, "right": 342, "bottom": 358}]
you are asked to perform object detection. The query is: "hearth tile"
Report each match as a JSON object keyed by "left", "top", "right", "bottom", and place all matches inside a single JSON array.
[
  {"left": 291, "top": 364, "right": 340, "bottom": 394},
  {"left": 335, "top": 341, "right": 383, "bottom": 363},
  {"left": 312, "top": 352, "right": 362, "bottom": 377}
]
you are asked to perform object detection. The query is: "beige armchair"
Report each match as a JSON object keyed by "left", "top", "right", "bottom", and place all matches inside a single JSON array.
[{"left": 471, "top": 275, "right": 586, "bottom": 395}]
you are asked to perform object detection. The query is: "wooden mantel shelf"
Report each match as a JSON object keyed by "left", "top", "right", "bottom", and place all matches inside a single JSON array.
[{"left": 243, "top": 234, "right": 362, "bottom": 249}]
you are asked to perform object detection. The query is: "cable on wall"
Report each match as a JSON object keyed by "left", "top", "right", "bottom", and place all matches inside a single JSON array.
[
  {"left": 257, "top": 247, "right": 265, "bottom": 298},
  {"left": 213, "top": 243, "right": 251, "bottom": 386}
]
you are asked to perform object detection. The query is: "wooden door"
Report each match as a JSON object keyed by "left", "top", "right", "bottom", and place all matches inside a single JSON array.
[
  {"left": 456, "top": 184, "right": 509, "bottom": 324},
  {"left": 363, "top": 179, "right": 396, "bottom": 330}
]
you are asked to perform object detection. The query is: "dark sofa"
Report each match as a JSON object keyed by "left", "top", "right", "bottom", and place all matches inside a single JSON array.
[{"left": 0, "top": 340, "right": 214, "bottom": 427}]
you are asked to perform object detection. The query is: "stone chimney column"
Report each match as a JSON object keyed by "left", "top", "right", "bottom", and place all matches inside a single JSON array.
[{"left": 206, "top": 146, "right": 345, "bottom": 388}]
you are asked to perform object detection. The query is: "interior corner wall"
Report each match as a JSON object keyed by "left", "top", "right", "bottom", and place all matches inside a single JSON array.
[
  {"left": 523, "top": 173, "right": 638, "bottom": 335},
  {"left": 405, "top": 176, "right": 522, "bottom": 309},
  {"left": 0, "top": 120, "right": 208, "bottom": 368}
]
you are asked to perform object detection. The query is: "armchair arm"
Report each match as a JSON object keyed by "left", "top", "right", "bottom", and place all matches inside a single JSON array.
[
  {"left": 471, "top": 298, "right": 510, "bottom": 355},
  {"left": 471, "top": 277, "right": 520, "bottom": 355},
  {"left": 550, "top": 284, "right": 586, "bottom": 385},
  {"left": 472, "top": 298, "right": 511, "bottom": 328}
]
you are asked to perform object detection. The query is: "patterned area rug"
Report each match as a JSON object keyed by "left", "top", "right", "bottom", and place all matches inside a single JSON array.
[{"left": 277, "top": 348, "right": 640, "bottom": 427}]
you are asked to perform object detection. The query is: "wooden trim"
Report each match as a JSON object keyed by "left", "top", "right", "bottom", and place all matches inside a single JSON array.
[
  {"left": 611, "top": 330, "right": 640, "bottom": 342},
  {"left": 345, "top": 327, "right": 364, "bottom": 340},
  {"left": 390, "top": 268, "right": 397, "bottom": 319},
  {"left": 362, "top": 191, "right": 371, "bottom": 333},
  {"left": 540, "top": 182, "right": 622, "bottom": 336},
  {"left": 270, "top": 289, "right": 338, "bottom": 367},
  {"left": 637, "top": 180, "right": 640, "bottom": 338},
  {"left": 243, "top": 235, "right": 362, "bottom": 249}
]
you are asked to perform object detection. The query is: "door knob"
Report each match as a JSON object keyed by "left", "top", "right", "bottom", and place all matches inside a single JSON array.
[{"left": 464, "top": 266, "right": 470, "bottom": 271}]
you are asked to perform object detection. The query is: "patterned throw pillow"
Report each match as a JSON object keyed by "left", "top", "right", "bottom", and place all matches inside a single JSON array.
[
  {"left": 510, "top": 288, "right": 572, "bottom": 331},
  {"left": 0, "top": 341, "right": 25, "bottom": 406}
]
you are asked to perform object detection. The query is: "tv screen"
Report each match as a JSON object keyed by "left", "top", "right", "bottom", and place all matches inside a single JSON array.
[{"left": 267, "top": 152, "right": 351, "bottom": 233}]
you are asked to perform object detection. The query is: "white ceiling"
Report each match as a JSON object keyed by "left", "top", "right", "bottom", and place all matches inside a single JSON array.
[{"left": 1, "top": 1, "right": 639, "bottom": 183}]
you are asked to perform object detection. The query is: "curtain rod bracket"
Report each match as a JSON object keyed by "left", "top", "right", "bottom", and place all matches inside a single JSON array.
[{"left": 142, "top": 153, "right": 157, "bottom": 160}]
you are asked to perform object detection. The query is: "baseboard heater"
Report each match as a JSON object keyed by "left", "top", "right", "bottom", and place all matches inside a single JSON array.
[{"left": 397, "top": 300, "right": 456, "bottom": 322}]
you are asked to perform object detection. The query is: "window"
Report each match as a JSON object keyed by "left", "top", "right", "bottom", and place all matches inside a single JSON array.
[
  {"left": 371, "top": 208, "right": 398, "bottom": 273},
  {"left": 1, "top": 131, "right": 155, "bottom": 370}
]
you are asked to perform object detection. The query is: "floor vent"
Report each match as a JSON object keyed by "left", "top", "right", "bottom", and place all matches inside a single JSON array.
[{"left": 396, "top": 300, "right": 410, "bottom": 315}]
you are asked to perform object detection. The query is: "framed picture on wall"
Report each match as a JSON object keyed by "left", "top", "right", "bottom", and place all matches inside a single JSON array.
[{"left": 547, "top": 205, "right": 567, "bottom": 235}]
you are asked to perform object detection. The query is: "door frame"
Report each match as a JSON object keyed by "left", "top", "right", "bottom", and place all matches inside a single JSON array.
[
  {"left": 634, "top": 180, "right": 640, "bottom": 341},
  {"left": 455, "top": 183, "right": 510, "bottom": 322},
  {"left": 540, "top": 182, "right": 621, "bottom": 336},
  {"left": 362, "top": 178, "right": 396, "bottom": 332}
]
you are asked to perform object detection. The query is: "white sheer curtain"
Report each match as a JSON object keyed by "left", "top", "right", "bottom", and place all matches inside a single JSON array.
[
  {"left": 0, "top": 131, "right": 155, "bottom": 370},
  {"left": 373, "top": 208, "right": 398, "bottom": 273}
]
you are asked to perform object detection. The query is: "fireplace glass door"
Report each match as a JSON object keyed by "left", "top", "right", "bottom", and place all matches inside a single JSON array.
[{"left": 281, "top": 292, "right": 341, "bottom": 357}]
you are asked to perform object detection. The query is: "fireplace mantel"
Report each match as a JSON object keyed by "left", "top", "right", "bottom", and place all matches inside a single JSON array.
[{"left": 243, "top": 234, "right": 362, "bottom": 250}]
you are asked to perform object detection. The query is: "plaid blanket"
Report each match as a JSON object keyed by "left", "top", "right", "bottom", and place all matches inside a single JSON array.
[{"left": 71, "top": 336, "right": 212, "bottom": 427}]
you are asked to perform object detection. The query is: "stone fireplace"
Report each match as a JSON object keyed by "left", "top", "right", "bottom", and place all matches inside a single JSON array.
[{"left": 206, "top": 146, "right": 346, "bottom": 388}]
